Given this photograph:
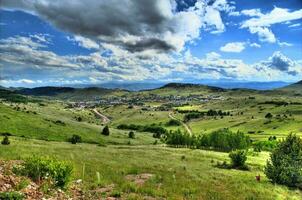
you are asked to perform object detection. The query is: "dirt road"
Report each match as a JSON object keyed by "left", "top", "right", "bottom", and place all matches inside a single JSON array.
[
  {"left": 168, "top": 112, "right": 193, "bottom": 135},
  {"left": 92, "top": 108, "right": 110, "bottom": 124}
]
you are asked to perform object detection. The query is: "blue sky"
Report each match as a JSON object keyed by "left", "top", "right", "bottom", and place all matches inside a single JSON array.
[{"left": 0, "top": 0, "right": 302, "bottom": 87}]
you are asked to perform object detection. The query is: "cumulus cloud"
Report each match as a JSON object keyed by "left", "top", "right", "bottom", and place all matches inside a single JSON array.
[
  {"left": 240, "top": 7, "right": 302, "bottom": 43},
  {"left": 240, "top": 9, "right": 262, "bottom": 17},
  {"left": 220, "top": 42, "right": 245, "bottom": 53},
  {"left": 248, "top": 26, "right": 276, "bottom": 43},
  {"left": 0, "top": 36, "right": 79, "bottom": 69},
  {"left": 1, "top": 35, "right": 301, "bottom": 85},
  {"left": 256, "top": 51, "right": 301, "bottom": 76},
  {"left": 67, "top": 36, "right": 100, "bottom": 50},
  {"left": 1, "top": 0, "right": 232, "bottom": 53}
]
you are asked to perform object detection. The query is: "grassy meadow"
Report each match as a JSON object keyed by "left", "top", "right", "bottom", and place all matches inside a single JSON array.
[
  {"left": 1, "top": 137, "right": 301, "bottom": 199},
  {"left": 0, "top": 84, "right": 302, "bottom": 199}
]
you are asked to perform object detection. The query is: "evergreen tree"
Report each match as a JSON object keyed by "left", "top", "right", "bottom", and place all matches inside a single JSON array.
[{"left": 102, "top": 125, "right": 110, "bottom": 136}]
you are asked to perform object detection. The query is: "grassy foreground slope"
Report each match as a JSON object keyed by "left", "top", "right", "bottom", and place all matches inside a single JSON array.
[
  {"left": 0, "top": 102, "right": 156, "bottom": 145},
  {"left": 0, "top": 83, "right": 302, "bottom": 199},
  {"left": 1, "top": 137, "right": 301, "bottom": 199}
]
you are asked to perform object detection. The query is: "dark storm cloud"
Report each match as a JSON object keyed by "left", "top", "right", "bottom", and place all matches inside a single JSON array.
[
  {"left": 32, "top": 0, "right": 171, "bottom": 37},
  {"left": 124, "top": 38, "right": 176, "bottom": 52},
  {"left": 1, "top": 0, "right": 206, "bottom": 52}
]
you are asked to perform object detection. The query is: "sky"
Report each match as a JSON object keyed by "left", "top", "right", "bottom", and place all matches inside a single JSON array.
[{"left": 0, "top": 0, "right": 302, "bottom": 88}]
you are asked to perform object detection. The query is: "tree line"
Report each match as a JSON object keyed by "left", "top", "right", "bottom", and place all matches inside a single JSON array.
[{"left": 165, "top": 129, "right": 251, "bottom": 152}]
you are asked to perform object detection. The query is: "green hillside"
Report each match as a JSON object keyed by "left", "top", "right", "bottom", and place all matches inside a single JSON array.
[{"left": 0, "top": 83, "right": 301, "bottom": 199}]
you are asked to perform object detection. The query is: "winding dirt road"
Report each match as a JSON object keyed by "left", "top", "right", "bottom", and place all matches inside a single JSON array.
[
  {"left": 168, "top": 112, "right": 193, "bottom": 135},
  {"left": 92, "top": 108, "right": 110, "bottom": 124}
]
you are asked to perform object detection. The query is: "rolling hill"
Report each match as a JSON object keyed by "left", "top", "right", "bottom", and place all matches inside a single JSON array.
[
  {"left": 278, "top": 80, "right": 302, "bottom": 95},
  {"left": 1, "top": 81, "right": 300, "bottom": 102},
  {"left": 15, "top": 86, "right": 129, "bottom": 101}
]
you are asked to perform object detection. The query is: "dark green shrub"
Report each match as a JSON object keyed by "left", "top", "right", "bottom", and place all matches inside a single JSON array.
[
  {"left": 229, "top": 150, "right": 247, "bottom": 168},
  {"left": 268, "top": 136, "right": 277, "bottom": 141},
  {"left": 265, "top": 113, "right": 273, "bottom": 119},
  {"left": 20, "top": 156, "right": 73, "bottom": 188},
  {"left": 101, "top": 125, "right": 110, "bottom": 136},
  {"left": 117, "top": 123, "right": 167, "bottom": 138},
  {"left": 128, "top": 131, "right": 135, "bottom": 139},
  {"left": 1, "top": 136, "right": 10, "bottom": 145},
  {"left": 0, "top": 192, "right": 24, "bottom": 200},
  {"left": 184, "top": 112, "right": 204, "bottom": 122},
  {"left": 166, "top": 119, "right": 181, "bottom": 126},
  {"left": 265, "top": 134, "right": 302, "bottom": 189},
  {"left": 69, "top": 134, "right": 82, "bottom": 144}
]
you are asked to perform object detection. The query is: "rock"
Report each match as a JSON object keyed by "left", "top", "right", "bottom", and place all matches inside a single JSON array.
[{"left": 75, "top": 179, "right": 82, "bottom": 184}]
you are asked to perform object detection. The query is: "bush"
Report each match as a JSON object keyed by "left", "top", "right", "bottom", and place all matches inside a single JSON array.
[
  {"left": 229, "top": 150, "right": 247, "bottom": 168},
  {"left": 265, "top": 113, "right": 273, "bottom": 119},
  {"left": 184, "top": 112, "right": 204, "bottom": 122},
  {"left": 166, "top": 119, "right": 181, "bottom": 126},
  {"left": 117, "top": 123, "right": 167, "bottom": 138},
  {"left": 20, "top": 156, "right": 73, "bottom": 188},
  {"left": 1, "top": 136, "right": 10, "bottom": 145},
  {"left": 102, "top": 125, "right": 110, "bottom": 136},
  {"left": 69, "top": 134, "right": 82, "bottom": 144},
  {"left": 265, "top": 134, "right": 302, "bottom": 189},
  {"left": 128, "top": 131, "right": 135, "bottom": 139},
  {"left": 0, "top": 192, "right": 24, "bottom": 200}
]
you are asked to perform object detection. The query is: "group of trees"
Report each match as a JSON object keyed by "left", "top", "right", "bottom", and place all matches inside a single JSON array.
[
  {"left": 117, "top": 123, "right": 167, "bottom": 138},
  {"left": 182, "top": 109, "right": 230, "bottom": 122},
  {"left": 166, "top": 119, "right": 181, "bottom": 126},
  {"left": 165, "top": 129, "right": 251, "bottom": 152}
]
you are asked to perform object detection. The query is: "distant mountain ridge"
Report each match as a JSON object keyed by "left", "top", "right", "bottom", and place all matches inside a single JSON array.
[
  {"left": 1, "top": 80, "right": 300, "bottom": 101},
  {"left": 14, "top": 86, "right": 129, "bottom": 101},
  {"left": 160, "top": 83, "right": 226, "bottom": 92},
  {"left": 19, "top": 86, "right": 76, "bottom": 96},
  {"left": 295, "top": 80, "right": 302, "bottom": 85}
]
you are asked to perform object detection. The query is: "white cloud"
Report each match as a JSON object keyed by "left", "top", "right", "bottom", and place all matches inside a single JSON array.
[
  {"left": 278, "top": 41, "right": 293, "bottom": 47},
  {"left": 206, "top": 52, "right": 221, "bottom": 60},
  {"left": 67, "top": 36, "right": 100, "bottom": 50},
  {"left": 0, "top": 79, "right": 38, "bottom": 85},
  {"left": 203, "top": 6, "right": 225, "bottom": 34},
  {"left": 242, "top": 7, "right": 302, "bottom": 27},
  {"left": 248, "top": 26, "right": 276, "bottom": 43},
  {"left": 288, "top": 23, "right": 301, "bottom": 28},
  {"left": 241, "top": 7, "right": 302, "bottom": 43},
  {"left": 241, "top": 9, "right": 263, "bottom": 17},
  {"left": 220, "top": 42, "right": 246, "bottom": 53},
  {"left": 250, "top": 43, "right": 261, "bottom": 48},
  {"left": 0, "top": 36, "right": 79, "bottom": 69},
  {"left": 228, "top": 11, "right": 240, "bottom": 16}
]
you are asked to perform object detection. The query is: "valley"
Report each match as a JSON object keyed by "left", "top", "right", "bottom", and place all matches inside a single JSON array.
[{"left": 0, "top": 82, "right": 302, "bottom": 199}]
